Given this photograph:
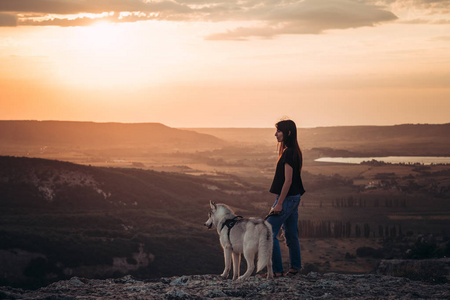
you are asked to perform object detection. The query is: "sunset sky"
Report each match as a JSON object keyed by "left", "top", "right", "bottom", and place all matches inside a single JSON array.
[{"left": 0, "top": 0, "right": 449, "bottom": 128}]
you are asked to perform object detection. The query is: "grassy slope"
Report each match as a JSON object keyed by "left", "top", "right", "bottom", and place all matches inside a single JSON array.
[{"left": 0, "top": 156, "right": 246, "bottom": 288}]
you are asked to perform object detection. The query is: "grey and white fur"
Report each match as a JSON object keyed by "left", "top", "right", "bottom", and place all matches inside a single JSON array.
[{"left": 204, "top": 201, "right": 273, "bottom": 280}]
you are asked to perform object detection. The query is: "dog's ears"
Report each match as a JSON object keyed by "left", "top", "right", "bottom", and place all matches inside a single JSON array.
[{"left": 210, "top": 200, "right": 217, "bottom": 210}]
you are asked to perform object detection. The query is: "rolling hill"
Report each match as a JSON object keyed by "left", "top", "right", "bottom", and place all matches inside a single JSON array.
[
  {"left": 187, "top": 123, "right": 450, "bottom": 156},
  {"left": 0, "top": 120, "right": 226, "bottom": 155},
  {"left": 0, "top": 156, "right": 252, "bottom": 288}
]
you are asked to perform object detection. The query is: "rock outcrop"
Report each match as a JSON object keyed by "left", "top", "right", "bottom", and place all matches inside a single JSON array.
[
  {"left": 376, "top": 258, "right": 450, "bottom": 283},
  {"left": 1, "top": 272, "right": 449, "bottom": 299}
]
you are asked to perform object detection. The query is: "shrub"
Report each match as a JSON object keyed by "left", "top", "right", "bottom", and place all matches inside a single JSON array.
[{"left": 356, "top": 247, "right": 376, "bottom": 257}]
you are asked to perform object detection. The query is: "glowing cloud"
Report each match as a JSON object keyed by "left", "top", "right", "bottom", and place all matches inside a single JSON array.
[{"left": 0, "top": 0, "right": 400, "bottom": 40}]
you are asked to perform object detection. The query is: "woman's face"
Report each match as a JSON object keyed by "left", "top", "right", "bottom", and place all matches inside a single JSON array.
[{"left": 275, "top": 128, "right": 284, "bottom": 143}]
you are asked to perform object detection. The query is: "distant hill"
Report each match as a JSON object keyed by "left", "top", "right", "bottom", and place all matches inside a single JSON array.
[
  {"left": 2, "top": 121, "right": 448, "bottom": 159},
  {"left": 186, "top": 123, "right": 450, "bottom": 156},
  {"left": 0, "top": 120, "right": 225, "bottom": 154}
]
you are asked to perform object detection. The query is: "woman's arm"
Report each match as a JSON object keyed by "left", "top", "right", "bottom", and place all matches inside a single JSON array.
[{"left": 271, "top": 163, "right": 293, "bottom": 213}]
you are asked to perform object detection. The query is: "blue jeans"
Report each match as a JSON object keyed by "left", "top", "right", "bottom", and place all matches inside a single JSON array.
[{"left": 266, "top": 194, "right": 301, "bottom": 273}]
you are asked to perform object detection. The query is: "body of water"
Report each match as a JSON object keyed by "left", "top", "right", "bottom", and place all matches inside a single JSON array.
[{"left": 315, "top": 156, "right": 450, "bottom": 165}]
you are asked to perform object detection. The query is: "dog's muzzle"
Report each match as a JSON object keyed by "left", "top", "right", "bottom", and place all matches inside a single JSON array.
[{"left": 204, "top": 223, "right": 213, "bottom": 229}]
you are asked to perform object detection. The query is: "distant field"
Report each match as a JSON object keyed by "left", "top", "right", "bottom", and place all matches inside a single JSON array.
[{"left": 184, "top": 124, "right": 450, "bottom": 156}]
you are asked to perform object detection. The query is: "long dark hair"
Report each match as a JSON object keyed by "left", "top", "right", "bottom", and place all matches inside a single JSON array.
[{"left": 276, "top": 119, "right": 303, "bottom": 170}]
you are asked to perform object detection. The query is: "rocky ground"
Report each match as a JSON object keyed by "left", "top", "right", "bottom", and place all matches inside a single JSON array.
[{"left": 1, "top": 272, "right": 449, "bottom": 300}]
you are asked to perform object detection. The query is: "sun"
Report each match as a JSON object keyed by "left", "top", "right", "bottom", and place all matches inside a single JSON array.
[
  {"left": 53, "top": 21, "right": 161, "bottom": 89},
  {"left": 79, "top": 22, "right": 119, "bottom": 53},
  {"left": 49, "top": 20, "right": 192, "bottom": 90}
]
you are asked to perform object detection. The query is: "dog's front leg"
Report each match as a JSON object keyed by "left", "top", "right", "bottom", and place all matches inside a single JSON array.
[
  {"left": 220, "top": 247, "right": 232, "bottom": 279},
  {"left": 232, "top": 252, "right": 241, "bottom": 280}
]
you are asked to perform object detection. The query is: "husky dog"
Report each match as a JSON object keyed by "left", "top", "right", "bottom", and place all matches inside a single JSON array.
[{"left": 204, "top": 201, "right": 273, "bottom": 280}]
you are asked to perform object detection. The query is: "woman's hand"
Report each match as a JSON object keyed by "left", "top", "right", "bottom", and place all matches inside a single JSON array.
[{"left": 271, "top": 202, "right": 283, "bottom": 214}]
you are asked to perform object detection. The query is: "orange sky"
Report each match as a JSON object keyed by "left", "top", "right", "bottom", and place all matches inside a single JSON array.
[{"left": 0, "top": 0, "right": 449, "bottom": 127}]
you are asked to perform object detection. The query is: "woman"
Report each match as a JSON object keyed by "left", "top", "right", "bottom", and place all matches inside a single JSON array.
[{"left": 267, "top": 119, "right": 305, "bottom": 277}]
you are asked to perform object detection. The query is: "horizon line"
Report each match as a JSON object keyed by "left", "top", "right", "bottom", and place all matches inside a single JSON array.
[{"left": 0, "top": 119, "right": 449, "bottom": 129}]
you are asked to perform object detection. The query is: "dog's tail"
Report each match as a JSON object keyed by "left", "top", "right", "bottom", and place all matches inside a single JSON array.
[{"left": 257, "top": 221, "right": 273, "bottom": 274}]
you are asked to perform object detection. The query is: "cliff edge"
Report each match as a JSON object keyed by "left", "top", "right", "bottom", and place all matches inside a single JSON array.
[{"left": 1, "top": 272, "right": 449, "bottom": 300}]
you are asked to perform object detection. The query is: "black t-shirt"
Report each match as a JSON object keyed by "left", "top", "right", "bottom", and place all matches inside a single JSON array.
[{"left": 269, "top": 147, "right": 305, "bottom": 196}]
